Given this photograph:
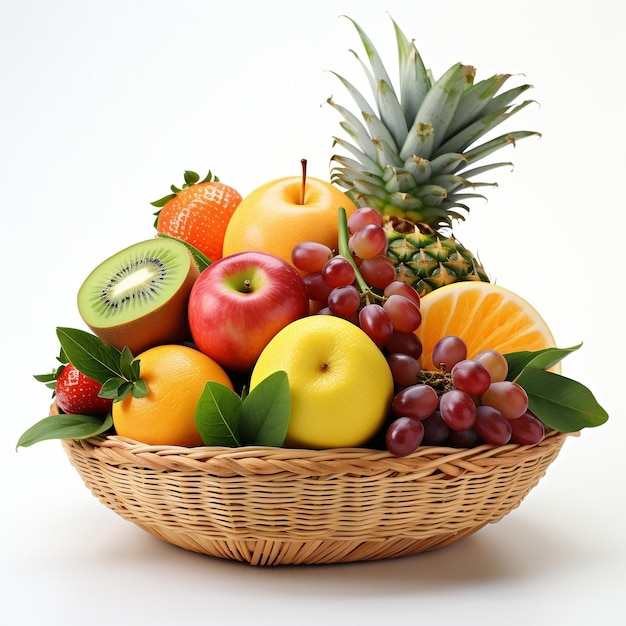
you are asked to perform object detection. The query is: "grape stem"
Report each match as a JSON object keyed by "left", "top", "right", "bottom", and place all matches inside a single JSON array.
[
  {"left": 337, "top": 206, "right": 378, "bottom": 305},
  {"left": 418, "top": 370, "right": 455, "bottom": 395}
]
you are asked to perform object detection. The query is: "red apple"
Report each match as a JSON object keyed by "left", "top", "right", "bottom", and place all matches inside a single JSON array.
[{"left": 188, "top": 251, "right": 309, "bottom": 372}]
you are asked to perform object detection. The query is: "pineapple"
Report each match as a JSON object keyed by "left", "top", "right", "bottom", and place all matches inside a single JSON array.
[{"left": 328, "top": 16, "right": 539, "bottom": 296}]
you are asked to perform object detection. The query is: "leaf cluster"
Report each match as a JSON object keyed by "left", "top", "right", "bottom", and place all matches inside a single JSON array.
[
  {"left": 18, "top": 328, "right": 291, "bottom": 450},
  {"left": 17, "top": 328, "right": 146, "bottom": 449},
  {"left": 195, "top": 371, "right": 291, "bottom": 447},
  {"left": 151, "top": 169, "right": 219, "bottom": 208},
  {"left": 505, "top": 344, "right": 608, "bottom": 432}
]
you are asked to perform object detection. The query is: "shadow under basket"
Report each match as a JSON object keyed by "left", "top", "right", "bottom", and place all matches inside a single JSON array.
[{"left": 61, "top": 426, "right": 573, "bottom": 566}]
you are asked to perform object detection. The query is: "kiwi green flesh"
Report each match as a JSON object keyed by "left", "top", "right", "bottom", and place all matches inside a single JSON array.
[{"left": 77, "top": 238, "right": 199, "bottom": 354}]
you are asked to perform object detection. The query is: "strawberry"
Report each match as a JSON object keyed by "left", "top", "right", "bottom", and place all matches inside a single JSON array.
[
  {"left": 52, "top": 363, "right": 113, "bottom": 415},
  {"left": 152, "top": 169, "right": 242, "bottom": 263}
]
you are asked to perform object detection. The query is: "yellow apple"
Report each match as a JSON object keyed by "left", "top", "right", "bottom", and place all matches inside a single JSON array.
[
  {"left": 221, "top": 176, "right": 358, "bottom": 270},
  {"left": 249, "top": 315, "right": 394, "bottom": 449}
]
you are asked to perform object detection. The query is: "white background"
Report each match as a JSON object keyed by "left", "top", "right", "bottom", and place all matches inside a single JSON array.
[{"left": 1, "top": 1, "right": 624, "bottom": 624}]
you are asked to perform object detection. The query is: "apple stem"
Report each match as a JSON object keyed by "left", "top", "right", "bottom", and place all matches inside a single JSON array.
[
  {"left": 300, "top": 159, "right": 307, "bottom": 205},
  {"left": 243, "top": 279, "right": 252, "bottom": 293}
]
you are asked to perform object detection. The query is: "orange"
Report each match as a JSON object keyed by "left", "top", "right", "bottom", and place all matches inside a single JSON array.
[
  {"left": 155, "top": 179, "right": 242, "bottom": 262},
  {"left": 112, "top": 344, "right": 233, "bottom": 446},
  {"left": 222, "top": 176, "right": 357, "bottom": 271},
  {"left": 415, "top": 282, "right": 557, "bottom": 371}
]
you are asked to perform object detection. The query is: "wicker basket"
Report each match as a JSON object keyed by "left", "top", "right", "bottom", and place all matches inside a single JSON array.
[{"left": 61, "top": 425, "right": 572, "bottom": 566}]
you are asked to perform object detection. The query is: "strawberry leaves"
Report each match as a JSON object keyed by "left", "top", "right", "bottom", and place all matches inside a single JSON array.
[
  {"left": 56, "top": 327, "right": 147, "bottom": 401},
  {"left": 151, "top": 169, "right": 220, "bottom": 208},
  {"left": 17, "top": 329, "right": 147, "bottom": 449}
]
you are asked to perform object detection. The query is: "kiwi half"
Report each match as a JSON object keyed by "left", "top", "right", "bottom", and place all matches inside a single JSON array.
[{"left": 77, "top": 238, "right": 200, "bottom": 354}]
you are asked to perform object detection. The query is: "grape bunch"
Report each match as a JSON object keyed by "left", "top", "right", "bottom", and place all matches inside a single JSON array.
[
  {"left": 385, "top": 335, "right": 546, "bottom": 456},
  {"left": 291, "top": 207, "right": 423, "bottom": 361},
  {"left": 290, "top": 207, "right": 545, "bottom": 457}
]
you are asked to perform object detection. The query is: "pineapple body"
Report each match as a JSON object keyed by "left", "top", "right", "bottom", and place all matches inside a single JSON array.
[
  {"left": 328, "top": 16, "right": 538, "bottom": 294},
  {"left": 384, "top": 218, "right": 488, "bottom": 297}
]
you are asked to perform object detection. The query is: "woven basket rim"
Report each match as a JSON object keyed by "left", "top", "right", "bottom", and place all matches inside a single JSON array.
[{"left": 64, "top": 428, "right": 575, "bottom": 478}]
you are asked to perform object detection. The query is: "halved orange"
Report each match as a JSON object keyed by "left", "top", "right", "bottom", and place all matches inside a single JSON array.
[{"left": 415, "top": 282, "right": 557, "bottom": 371}]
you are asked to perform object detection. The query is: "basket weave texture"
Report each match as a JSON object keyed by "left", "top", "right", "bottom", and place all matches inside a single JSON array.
[{"left": 62, "top": 427, "right": 570, "bottom": 566}]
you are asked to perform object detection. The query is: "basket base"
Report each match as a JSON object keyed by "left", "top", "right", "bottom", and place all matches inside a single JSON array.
[
  {"left": 61, "top": 429, "right": 571, "bottom": 566},
  {"left": 139, "top": 523, "right": 486, "bottom": 566}
]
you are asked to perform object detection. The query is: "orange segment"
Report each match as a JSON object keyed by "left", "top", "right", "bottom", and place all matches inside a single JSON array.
[{"left": 415, "top": 282, "right": 557, "bottom": 371}]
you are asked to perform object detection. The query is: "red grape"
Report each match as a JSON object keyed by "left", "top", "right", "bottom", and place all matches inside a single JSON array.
[
  {"left": 448, "top": 428, "right": 480, "bottom": 448},
  {"left": 482, "top": 381, "right": 528, "bottom": 420},
  {"left": 473, "top": 349, "right": 508, "bottom": 382},
  {"left": 385, "top": 331, "right": 423, "bottom": 359},
  {"left": 350, "top": 224, "right": 388, "bottom": 259},
  {"left": 385, "top": 417, "right": 424, "bottom": 456},
  {"left": 358, "top": 255, "right": 396, "bottom": 289},
  {"left": 291, "top": 241, "right": 333, "bottom": 273},
  {"left": 383, "top": 294, "right": 422, "bottom": 333},
  {"left": 383, "top": 280, "right": 421, "bottom": 309},
  {"left": 387, "top": 353, "right": 422, "bottom": 388},
  {"left": 474, "top": 405, "right": 512, "bottom": 445},
  {"left": 508, "top": 411, "right": 545, "bottom": 445},
  {"left": 392, "top": 384, "right": 439, "bottom": 420},
  {"left": 359, "top": 304, "right": 393, "bottom": 348},
  {"left": 322, "top": 255, "right": 355, "bottom": 288},
  {"left": 347, "top": 206, "right": 383, "bottom": 233},
  {"left": 421, "top": 410, "right": 450, "bottom": 446},
  {"left": 303, "top": 272, "right": 333, "bottom": 302},
  {"left": 432, "top": 336, "right": 467, "bottom": 371},
  {"left": 327, "top": 285, "right": 361, "bottom": 317},
  {"left": 439, "top": 389, "right": 476, "bottom": 430},
  {"left": 451, "top": 359, "right": 492, "bottom": 396}
]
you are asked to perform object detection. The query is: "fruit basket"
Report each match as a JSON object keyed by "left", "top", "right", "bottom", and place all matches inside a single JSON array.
[
  {"left": 19, "top": 15, "right": 607, "bottom": 569},
  {"left": 60, "top": 398, "right": 572, "bottom": 566}
]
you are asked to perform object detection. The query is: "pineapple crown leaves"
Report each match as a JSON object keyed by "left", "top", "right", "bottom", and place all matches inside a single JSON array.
[
  {"left": 151, "top": 169, "right": 220, "bottom": 209},
  {"left": 327, "top": 15, "right": 541, "bottom": 225}
]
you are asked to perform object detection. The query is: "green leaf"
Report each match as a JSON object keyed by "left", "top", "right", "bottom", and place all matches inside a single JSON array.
[
  {"left": 183, "top": 170, "right": 200, "bottom": 185},
  {"left": 33, "top": 370, "right": 58, "bottom": 384},
  {"left": 505, "top": 344, "right": 582, "bottom": 381},
  {"left": 33, "top": 368, "right": 62, "bottom": 392},
  {"left": 150, "top": 193, "right": 176, "bottom": 208},
  {"left": 240, "top": 371, "right": 291, "bottom": 447},
  {"left": 131, "top": 378, "right": 149, "bottom": 398},
  {"left": 516, "top": 368, "right": 609, "bottom": 431},
  {"left": 200, "top": 170, "right": 219, "bottom": 183},
  {"left": 131, "top": 357, "right": 141, "bottom": 380},
  {"left": 119, "top": 346, "right": 136, "bottom": 379},
  {"left": 55, "top": 327, "right": 146, "bottom": 403},
  {"left": 98, "top": 376, "right": 128, "bottom": 399},
  {"left": 156, "top": 233, "right": 212, "bottom": 271},
  {"left": 56, "top": 327, "right": 124, "bottom": 384},
  {"left": 195, "top": 382, "right": 242, "bottom": 447},
  {"left": 115, "top": 382, "right": 134, "bottom": 401},
  {"left": 150, "top": 168, "right": 219, "bottom": 209},
  {"left": 16, "top": 413, "right": 113, "bottom": 449}
]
